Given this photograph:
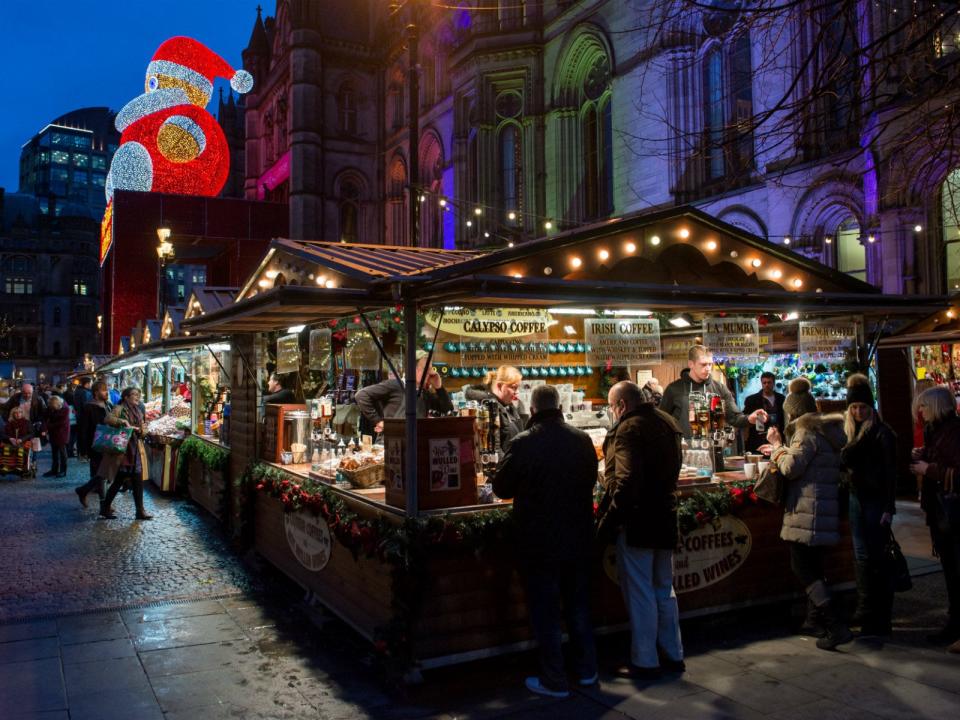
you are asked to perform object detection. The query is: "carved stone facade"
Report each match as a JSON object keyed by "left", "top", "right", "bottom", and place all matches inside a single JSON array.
[{"left": 241, "top": 1, "right": 960, "bottom": 295}]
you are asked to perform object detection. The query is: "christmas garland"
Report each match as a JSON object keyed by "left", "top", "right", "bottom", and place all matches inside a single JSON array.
[
  {"left": 676, "top": 480, "right": 760, "bottom": 534},
  {"left": 175, "top": 434, "right": 230, "bottom": 492}
]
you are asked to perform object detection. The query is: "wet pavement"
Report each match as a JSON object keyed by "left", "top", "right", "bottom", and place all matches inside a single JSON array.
[{"left": 1, "top": 453, "right": 959, "bottom": 719}]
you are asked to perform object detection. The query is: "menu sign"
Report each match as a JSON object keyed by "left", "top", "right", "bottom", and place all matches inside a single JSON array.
[
  {"left": 673, "top": 516, "right": 753, "bottom": 594},
  {"left": 276, "top": 334, "right": 301, "bottom": 374},
  {"left": 308, "top": 329, "right": 331, "bottom": 371},
  {"left": 663, "top": 336, "right": 695, "bottom": 360},
  {"left": 798, "top": 321, "right": 858, "bottom": 362},
  {"left": 462, "top": 341, "right": 548, "bottom": 366},
  {"left": 346, "top": 334, "right": 380, "bottom": 370},
  {"left": 428, "top": 438, "right": 461, "bottom": 491},
  {"left": 702, "top": 317, "right": 760, "bottom": 362},
  {"left": 585, "top": 318, "right": 661, "bottom": 365},
  {"left": 425, "top": 307, "right": 550, "bottom": 338}
]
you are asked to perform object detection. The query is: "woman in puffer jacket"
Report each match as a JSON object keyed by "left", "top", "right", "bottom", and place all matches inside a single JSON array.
[
  {"left": 768, "top": 378, "right": 851, "bottom": 650},
  {"left": 840, "top": 373, "right": 898, "bottom": 637}
]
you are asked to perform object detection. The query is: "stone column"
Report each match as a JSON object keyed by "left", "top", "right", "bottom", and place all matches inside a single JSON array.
[{"left": 289, "top": 29, "right": 323, "bottom": 240}]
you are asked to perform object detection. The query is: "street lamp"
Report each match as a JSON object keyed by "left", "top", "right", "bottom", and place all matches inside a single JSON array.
[{"left": 156, "top": 228, "right": 175, "bottom": 320}]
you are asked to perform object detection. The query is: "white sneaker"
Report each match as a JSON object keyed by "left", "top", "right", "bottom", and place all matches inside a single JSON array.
[{"left": 524, "top": 677, "right": 570, "bottom": 698}]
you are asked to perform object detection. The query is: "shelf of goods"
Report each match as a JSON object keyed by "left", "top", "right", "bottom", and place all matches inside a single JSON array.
[{"left": 144, "top": 395, "right": 191, "bottom": 492}]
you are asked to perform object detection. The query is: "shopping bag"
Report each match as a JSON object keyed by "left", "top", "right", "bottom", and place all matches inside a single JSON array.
[
  {"left": 885, "top": 530, "right": 913, "bottom": 593},
  {"left": 92, "top": 424, "right": 133, "bottom": 456},
  {"left": 31, "top": 437, "right": 42, "bottom": 453},
  {"left": 753, "top": 465, "right": 784, "bottom": 505}
]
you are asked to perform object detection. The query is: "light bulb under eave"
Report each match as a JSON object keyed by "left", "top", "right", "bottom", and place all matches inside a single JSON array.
[
  {"left": 325, "top": 279, "right": 336, "bottom": 289},
  {"left": 792, "top": 278, "right": 803, "bottom": 289},
  {"left": 750, "top": 258, "right": 762, "bottom": 268},
  {"left": 570, "top": 256, "right": 582, "bottom": 269},
  {"left": 598, "top": 249, "right": 610, "bottom": 261},
  {"left": 439, "top": 198, "right": 447, "bottom": 207},
  {"left": 257, "top": 279, "right": 270, "bottom": 288},
  {"left": 825, "top": 236, "right": 832, "bottom": 244},
  {"left": 315, "top": 275, "right": 327, "bottom": 286},
  {"left": 649, "top": 235, "right": 660, "bottom": 246},
  {"left": 783, "top": 236, "right": 791, "bottom": 245},
  {"left": 771, "top": 269, "right": 783, "bottom": 280},
  {"left": 678, "top": 228, "right": 690, "bottom": 239},
  {"left": 265, "top": 269, "right": 278, "bottom": 279},
  {"left": 625, "top": 241, "right": 637, "bottom": 253},
  {"left": 706, "top": 240, "right": 717, "bottom": 251}
]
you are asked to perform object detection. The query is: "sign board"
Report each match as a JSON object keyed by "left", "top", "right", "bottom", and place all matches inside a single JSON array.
[
  {"left": 346, "top": 333, "right": 380, "bottom": 370},
  {"left": 702, "top": 317, "right": 760, "bottom": 362},
  {"left": 798, "top": 321, "right": 858, "bottom": 363},
  {"left": 284, "top": 512, "right": 332, "bottom": 572},
  {"left": 663, "top": 337, "right": 696, "bottom": 360},
  {"left": 673, "top": 516, "right": 752, "bottom": 593},
  {"left": 462, "top": 341, "right": 548, "bottom": 366},
  {"left": 308, "top": 329, "right": 331, "bottom": 371},
  {"left": 428, "top": 437, "right": 461, "bottom": 491},
  {"left": 585, "top": 318, "right": 661, "bottom": 365},
  {"left": 425, "top": 307, "right": 551, "bottom": 339},
  {"left": 276, "top": 334, "right": 301, "bottom": 374},
  {"left": 385, "top": 436, "right": 403, "bottom": 490}
]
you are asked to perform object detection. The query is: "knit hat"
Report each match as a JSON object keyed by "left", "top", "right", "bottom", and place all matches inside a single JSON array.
[
  {"left": 845, "top": 373, "right": 875, "bottom": 408},
  {"left": 146, "top": 36, "right": 254, "bottom": 100},
  {"left": 783, "top": 376, "right": 817, "bottom": 423}
]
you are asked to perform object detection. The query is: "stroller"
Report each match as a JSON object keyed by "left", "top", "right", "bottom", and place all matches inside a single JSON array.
[{"left": 0, "top": 443, "right": 37, "bottom": 478}]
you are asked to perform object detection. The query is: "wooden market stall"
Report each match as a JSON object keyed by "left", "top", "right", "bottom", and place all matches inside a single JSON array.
[{"left": 183, "top": 206, "right": 942, "bottom": 669}]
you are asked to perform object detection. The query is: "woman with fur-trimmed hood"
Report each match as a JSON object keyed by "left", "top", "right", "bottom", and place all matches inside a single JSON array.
[
  {"left": 841, "top": 373, "right": 898, "bottom": 638},
  {"left": 767, "top": 376, "right": 851, "bottom": 650}
]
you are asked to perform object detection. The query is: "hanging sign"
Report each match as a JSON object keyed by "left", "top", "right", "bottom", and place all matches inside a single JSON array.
[
  {"left": 428, "top": 437, "right": 461, "bottom": 491},
  {"left": 308, "top": 329, "right": 331, "bottom": 371},
  {"left": 462, "top": 340, "right": 549, "bottom": 366},
  {"left": 585, "top": 318, "right": 661, "bottom": 365},
  {"left": 425, "top": 307, "right": 551, "bottom": 338},
  {"left": 284, "top": 512, "right": 332, "bottom": 572},
  {"left": 798, "top": 321, "right": 858, "bottom": 362},
  {"left": 276, "top": 334, "right": 301, "bottom": 374},
  {"left": 702, "top": 317, "right": 760, "bottom": 362},
  {"left": 346, "top": 333, "right": 380, "bottom": 370},
  {"left": 663, "top": 336, "right": 696, "bottom": 360}
]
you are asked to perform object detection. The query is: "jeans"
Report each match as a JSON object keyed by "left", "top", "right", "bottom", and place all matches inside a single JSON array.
[
  {"left": 67, "top": 426, "right": 77, "bottom": 456},
  {"left": 615, "top": 532, "right": 684, "bottom": 668},
  {"left": 788, "top": 542, "right": 826, "bottom": 587},
  {"left": 849, "top": 492, "right": 894, "bottom": 626},
  {"left": 523, "top": 558, "right": 597, "bottom": 691},
  {"left": 49, "top": 444, "right": 67, "bottom": 474}
]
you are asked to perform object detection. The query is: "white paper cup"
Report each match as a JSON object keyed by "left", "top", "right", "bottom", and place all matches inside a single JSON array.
[
  {"left": 758, "top": 461, "right": 770, "bottom": 474},
  {"left": 743, "top": 463, "right": 758, "bottom": 480}
]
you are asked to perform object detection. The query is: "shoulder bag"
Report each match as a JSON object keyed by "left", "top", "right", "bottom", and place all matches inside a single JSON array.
[
  {"left": 92, "top": 424, "right": 133, "bottom": 456},
  {"left": 884, "top": 529, "right": 913, "bottom": 593},
  {"left": 753, "top": 463, "right": 785, "bottom": 505}
]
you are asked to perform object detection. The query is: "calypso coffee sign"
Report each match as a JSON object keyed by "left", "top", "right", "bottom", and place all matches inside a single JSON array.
[
  {"left": 284, "top": 511, "right": 332, "bottom": 572},
  {"left": 425, "top": 307, "right": 550, "bottom": 338},
  {"left": 673, "top": 516, "right": 752, "bottom": 593}
]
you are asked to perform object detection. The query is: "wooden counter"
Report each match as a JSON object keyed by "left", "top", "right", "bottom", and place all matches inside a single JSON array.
[{"left": 187, "top": 436, "right": 230, "bottom": 520}]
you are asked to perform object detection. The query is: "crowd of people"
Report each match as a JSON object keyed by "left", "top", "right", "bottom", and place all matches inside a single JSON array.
[
  {"left": 0, "top": 378, "right": 150, "bottom": 520},
  {"left": 489, "top": 345, "right": 960, "bottom": 697}
]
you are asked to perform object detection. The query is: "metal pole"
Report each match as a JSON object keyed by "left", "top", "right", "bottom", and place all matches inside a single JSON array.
[
  {"left": 403, "top": 299, "right": 419, "bottom": 516},
  {"left": 406, "top": 21, "right": 419, "bottom": 248},
  {"left": 162, "top": 359, "right": 171, "bottom": 414}
]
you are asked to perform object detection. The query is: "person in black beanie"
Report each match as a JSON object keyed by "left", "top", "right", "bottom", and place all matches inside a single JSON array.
[{"left": 840, "top": 373, "right": 898, "bottom": 636}]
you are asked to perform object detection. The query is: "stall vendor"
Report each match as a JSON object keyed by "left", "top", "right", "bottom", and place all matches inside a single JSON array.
[
  {"left": 464, "top": 365, "right": 529, "bottom": 451},
  {"left": 660, "top": 345, "right": 766, "bottom": 438},
  {"left": 263, "top": 373, "right": 296, "bottom": 404},
  {"left": 355, "top": 355, "right": 453, "bottom": 432}
]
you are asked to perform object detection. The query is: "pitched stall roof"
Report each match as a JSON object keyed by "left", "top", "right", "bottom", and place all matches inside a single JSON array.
[
  {"left": 161, "top": 306, "right": 185, "bottom": 339},
  {"left": 185, "top": 207, "right": 945, "bottom": 335},
  {"left": 877, "top": 303, "right": 960, "bottom": 348}
]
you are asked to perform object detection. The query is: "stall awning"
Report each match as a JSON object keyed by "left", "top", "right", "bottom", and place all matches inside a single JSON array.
[
  {"left": 877, "top": 303, "right": 960, "bottom": 348},
  {"left": 96, "top": 334, "right": 228, "bottom": 374}
]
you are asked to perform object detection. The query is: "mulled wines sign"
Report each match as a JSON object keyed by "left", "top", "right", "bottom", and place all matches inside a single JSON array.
[
  {"left": 673, "top": 516, "right": 752, "bottom": 593},
  {"left": 284, "top": 512, "right": 332, "bottom": 572}
]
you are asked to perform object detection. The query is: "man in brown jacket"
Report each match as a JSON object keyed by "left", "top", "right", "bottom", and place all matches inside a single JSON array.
[{"left": 597, "top": 381, "right": 684, "bottom": 677}]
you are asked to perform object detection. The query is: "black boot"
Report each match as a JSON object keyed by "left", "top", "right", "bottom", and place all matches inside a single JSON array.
[
  {"left": 799, "top": 598, "right": 826, "bottom": 638},
  {"left": 100, "top": 476, "right": 122, "bottom": 519},
  {"left": 132, "top": 477, "right": 153, "bottom": 520},
  {"left": 860, "top": 567, "right": 893, "bottom": 637},
  {"left": 808, "top": 580, "right": 853, "bottom": 650},
  {"left": 851, "top": 561, "right": 870, "bottom": 626}
]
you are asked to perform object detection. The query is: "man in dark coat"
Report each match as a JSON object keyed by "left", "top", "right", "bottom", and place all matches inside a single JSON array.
[
  {"left": 355, "top": 357, "right": 452, "bottom": 432},
  {"left": 660, "top": 345, "right": 765, "bottom": 439},
  {"left": 492, "top": 384, "right": 598, "bottom": 698},
  {"left": 597, "top": 381, "right": 684, "bottom": 677},
  {"left": 1, "top": 382, "right": 47, "bottom": 425},
  {"left": 75, "top": 381, "right": 113, "bottom": 507},
  {"left": 742, "top": 371, "right": 786, "bottom": 451}
]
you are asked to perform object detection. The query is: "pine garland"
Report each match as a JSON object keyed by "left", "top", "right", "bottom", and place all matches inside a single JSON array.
[{"left": 176, "top": 434, "right": 230, "bottom": 490}]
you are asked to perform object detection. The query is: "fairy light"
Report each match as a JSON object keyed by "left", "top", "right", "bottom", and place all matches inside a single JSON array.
[
  {"left": 544, "top": 220, "right": 553, "bottom": 230},
  {"left": 257, "top": 279, "right": 269, "bottom": 288},
  {"left": 868, "top": 235, "right": 876, "bottom": 243},
  {"left": 507, "top": 211, "right": 516, "bottom": 221},
  {"left": 325, "top": 279, "right": 336, "bottom": 289},
  {"left": 483, "top": 231, "right": 490, "bottom": 238},
  {"left": 438, "top": 198, "right": 447, "bottom": 207},
  {"left": 825, "top": 236, "right": 832, "bottom": 244},
  {"left": 474, "top": 207, "right": 483, "bottom": 216},
  {"left": 783, "top": 236, "right": 791, "bottom": 245},
  {"left": 466, "top": 219, "right": 473, "bottom": 227},
  {"left": 543, "top": 266, "right": 553, "bottom": 275},
  {"left": 730, "top": 250, "right": 739, "bottom": 258},
  {"left": 315, "top": 275, "right": 326, "bottom": 286},
  {"left": 265, "top": 269, "right": 278, "bottom": 279},
  {"left": 914, "top": 224, "right": 922, "bottom": 232}
]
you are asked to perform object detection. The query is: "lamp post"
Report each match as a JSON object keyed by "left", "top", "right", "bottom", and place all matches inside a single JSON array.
[{"left": 156, "top": 227, "right": 174, "bottom": 320}]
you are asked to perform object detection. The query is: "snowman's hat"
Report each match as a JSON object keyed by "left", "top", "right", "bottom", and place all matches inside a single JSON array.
[{"left": 146, "top": 36, "right": 253, "bottom": 99}]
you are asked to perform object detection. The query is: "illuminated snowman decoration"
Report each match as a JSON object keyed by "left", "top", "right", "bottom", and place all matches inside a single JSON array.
[{"left": 105, "top": 36, "right": 253, "bottom": 202}]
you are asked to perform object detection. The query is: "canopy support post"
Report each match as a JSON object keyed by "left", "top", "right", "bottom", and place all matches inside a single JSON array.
[
  {"left": 403, "top": 299, "right": 419, "bottom": 518},
  {"left": 417, "top": 307, "right": 444, "bottom": 398}
]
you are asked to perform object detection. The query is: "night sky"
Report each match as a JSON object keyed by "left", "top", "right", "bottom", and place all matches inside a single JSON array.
[{"left": 0, "top": 1, "right": 259, "bottom": 192}]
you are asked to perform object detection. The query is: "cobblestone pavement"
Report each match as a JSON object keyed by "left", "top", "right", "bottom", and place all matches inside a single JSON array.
[
  {"left": 1, "top": 453, "right": 958, "bottom": 719},
  {"left": 0, "top": 452, "right": 256, "bottom": 622}
]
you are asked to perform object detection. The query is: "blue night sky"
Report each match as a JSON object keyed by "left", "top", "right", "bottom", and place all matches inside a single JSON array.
[{"left": 0, "top": 1, "right": 260, "bottom": 192}]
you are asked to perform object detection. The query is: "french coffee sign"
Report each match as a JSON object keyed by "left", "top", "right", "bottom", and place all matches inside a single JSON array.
[
  {"left": 585, "top": 318, "right": 661, "bottom": 365},
  {"left": 284, "top": 512, "right": 332, "bottom": 572},
  {"left": 673, "top": 516, "right": 752, "bottom": 594},
  {"left": 425, "top": 307, "right": 550, "bottom": 339},
  {"left": 798, "top": 321, "right": 858, "bottom": 362},
  {"left": 702, "top": 317, "right": 760, "bottom": 362}
]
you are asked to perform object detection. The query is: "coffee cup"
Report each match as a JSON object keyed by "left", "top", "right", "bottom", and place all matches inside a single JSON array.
[
  {"left": 758, "top": 461, "right": 770, "bottom": 474},
  {"left": 743, "top": 462, "right": 757, "bottom": 480}
]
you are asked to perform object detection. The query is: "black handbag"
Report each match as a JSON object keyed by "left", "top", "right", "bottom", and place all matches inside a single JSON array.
[{"left": 885, "top": 529, "right": 913, "bottom": 593}]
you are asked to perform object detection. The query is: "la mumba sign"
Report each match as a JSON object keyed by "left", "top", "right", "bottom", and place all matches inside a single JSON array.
[{"left": 602, "top": 516, "right": 753, "bottom": 593}]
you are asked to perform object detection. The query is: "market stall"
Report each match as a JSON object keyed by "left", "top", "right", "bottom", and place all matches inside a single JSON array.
[{"left": 184, "top": 206, "right": 942, "bottom": 671}]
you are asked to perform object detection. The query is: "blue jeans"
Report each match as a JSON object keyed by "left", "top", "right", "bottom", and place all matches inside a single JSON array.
[
  {"left": 523, "top": 558, "right": 597, "bottom": 691},
  {"left": 849, "top": 492, "right": 894, "bottom": 626}
]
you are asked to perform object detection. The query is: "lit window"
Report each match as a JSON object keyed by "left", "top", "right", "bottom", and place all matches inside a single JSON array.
[
  {"left": 91, "top": 155, "right": 106, "bottom": 170},
  {"left": 73, "top": 279, "right": 88, "bottom": 295},
  {"left": 6, "top": 277, "right": 33, "bottom": 294},
  {"left": 51, "top": 150, "right": 69, "bottom": 164},
  {"left": 72, "top": 154, "right": 89, "bottom": 167}
]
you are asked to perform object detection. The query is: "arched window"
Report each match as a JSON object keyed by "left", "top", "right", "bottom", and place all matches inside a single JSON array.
[
  {"left": 4, "top": 255, "right": 35, "bottom": 294},
  {"left": 836, "top": 217, "right": 866, "bottom": 282},
  {"left": 702, "top": 34, "right": 754, "bottom": 182},
  {"left": 498, "top": 123, "right": 522, "bottom": 221},
  {"left": 420, "top": 131, "right": 444, "bottom": 248},
  {"left": 338, "top": 82, "right": 358, "bottom": 135},
  {"left": 388, "top": 83, "right": 403, "bottom": 129},
  {"left": 53, "top": 307, "right": 61, "bottom": 326},
  {"left": 942, "top": 168, "right": 960, "bottom": 291},
  {"left": 582, "top": 56, "right": 613, "bottom": 219},
  {"left": 339, "top": 180, "right": 360, "bottom": 244}
]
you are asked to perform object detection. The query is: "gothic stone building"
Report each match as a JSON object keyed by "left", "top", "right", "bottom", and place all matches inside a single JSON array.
[{"left": 240, "top": 1, "right": 960, "bottom": 295}]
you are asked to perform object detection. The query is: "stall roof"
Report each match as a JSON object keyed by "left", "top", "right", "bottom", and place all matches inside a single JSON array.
[
  {"left": 96, "top": 334, "right": 229, "bottom": 374},
  {"left": 185, "top": 206, "right": 946, "bottom": 334},
  {"left": 184, "top": 287, "right": 239, "bottom": 322},
  {"left": 161, "top": 306, "right": 185, "bottom": 339},
  {"left": 877, "top": 302, "right": 960, "bottom": 348}
]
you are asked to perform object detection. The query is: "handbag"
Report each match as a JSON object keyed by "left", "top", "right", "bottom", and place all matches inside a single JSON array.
[
  {"left": 885, "top": 529, "right": 913, "bottom": 593},
  {"left": 753, "top": 465, "right": 785, "bottom": 505},
  {"left": 92, "top": 424, "right": 133, "bottom": 456}
]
